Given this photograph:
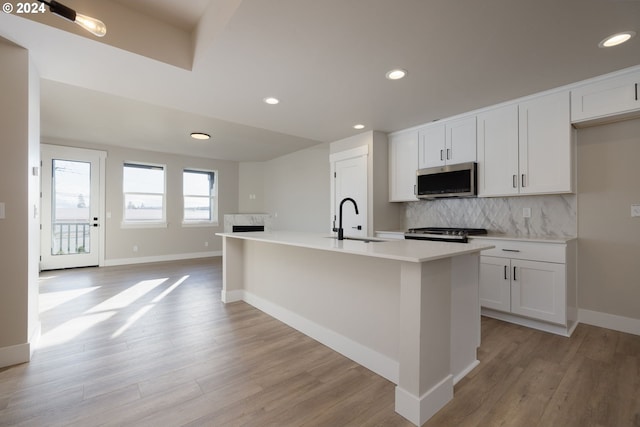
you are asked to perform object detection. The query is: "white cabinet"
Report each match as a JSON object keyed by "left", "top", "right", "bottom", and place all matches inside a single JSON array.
[
  {"left": 476, "top": 104, "right": 519, "bottom": 196},
  {"left": 474, "top": 238, "right": 577, "bottom": 336},
  {"left": 418, "top": 116, "right": 476, "bottom": 169},
  {"left": 477, "top": 91, "right": 574, "bottom": 197},
  {"left": 388, "top": 129, "right": 419, "bottom": 202},
  {"left": 571, "top": 69, "right": 640, "bottom": 125},
  {"left": 510, "top": 259, "right": 566, "bottom": 324}
]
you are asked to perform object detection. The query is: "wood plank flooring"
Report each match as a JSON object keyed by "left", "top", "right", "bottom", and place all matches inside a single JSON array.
[{"left": 0, "top": 257, "right": 639, "bottom": 426}]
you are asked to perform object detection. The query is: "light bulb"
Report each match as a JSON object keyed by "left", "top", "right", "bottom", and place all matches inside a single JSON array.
[{"left": 74, "top": 13, "right": 107, "bottom": 37}]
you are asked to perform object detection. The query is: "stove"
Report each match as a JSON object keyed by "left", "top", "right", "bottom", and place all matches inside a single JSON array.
[{"left": 404, "top": 227, "right": 488, "bottom": 243}]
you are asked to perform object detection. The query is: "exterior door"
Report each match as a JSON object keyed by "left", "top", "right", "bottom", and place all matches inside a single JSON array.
[
  {"left": 41, "top": 145, "right": 106, "bottom": 270},
  {"left": 332, "top": 154, "right": 367, "bottom": 238}
]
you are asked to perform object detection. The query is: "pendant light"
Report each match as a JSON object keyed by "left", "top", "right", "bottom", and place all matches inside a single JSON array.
[{"left": 37, "top": 0, "right": 107, "bottom": 37}]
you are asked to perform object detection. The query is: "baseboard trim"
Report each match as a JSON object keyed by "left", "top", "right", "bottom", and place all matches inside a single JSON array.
[
  {"left": 395, "top": 375, "right": 453, "bottom": 426},
  {"left": 240, "top": 290, "right": 399, "bottom": 384},
  {"left": 0, "top": 343, "right": 30, "bottom": 368},
  {"left": 221, "top": 289, "right": 244, "bottom": 303},
  {"left": 104, "top": 251, "right": 222, "bottom": 267},
  {"left": 453, "top": 359, "right": 480, "bottom": 385},
  {"left": 29, "top": 322, "right": 41, "bottom": 359},
  {"left": 481, "top": 308, "right": 574, "bottom": 337},
  {"left": 579, "top": 309, "right": 640, "bottom": 336}
]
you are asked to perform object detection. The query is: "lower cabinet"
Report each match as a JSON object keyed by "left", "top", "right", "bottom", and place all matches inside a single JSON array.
[
  {"left": 473, "top": 237, "right": 577, "bottom": 336},
  {"left": 480, "top": 256, "right": 565, "bottom": 325}
]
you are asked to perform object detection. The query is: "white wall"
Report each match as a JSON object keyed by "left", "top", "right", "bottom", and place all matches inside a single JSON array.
[
  {"left": 0, "top": 38, "right": 40, "bottom": 367},
  {"left": 238, "top": 162, "right": 265, "bottom": 213},
  {"left": 263, "top": 143, "right": 331, "bottom": 232},
  {"left": 577, "top": 118, "right": 640, "bottom": 322}
]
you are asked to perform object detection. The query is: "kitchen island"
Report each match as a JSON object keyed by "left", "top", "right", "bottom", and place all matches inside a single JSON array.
[{"left": 217, "top": 231, "right": 493, "bottom": 426}]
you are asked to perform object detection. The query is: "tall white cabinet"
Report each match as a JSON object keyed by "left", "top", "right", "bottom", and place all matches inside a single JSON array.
[
  {"left": 477, "top": 91, "right": 574, "bottom": 197},
  {"left": 388, "top": 129, "right": 419, "bottom": 202}
]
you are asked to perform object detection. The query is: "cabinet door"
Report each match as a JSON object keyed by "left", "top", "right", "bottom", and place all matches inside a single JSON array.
[
  {"left": 518, "top": 91, "right": 573, "bottom": 195},
  {"left": 511, "top": 259, "right": 565, "bottom": 325},
  {"left": 389, "top": 130, "right": 419, "bottom": 202},
  {"left": 418, "top": 123, "right": 446, "bottom": 169},
  {"left": 479, "top": 256, "right": 511, "bottom": 312},
  {"left": 571, "top": 71, "right": 640, "bottom": 123},
  {"left": 476, "top": 104, "right": 519, "bottom": 196},
  {"left": 446, "top": 116, "right": 477, "bottom": 164}
]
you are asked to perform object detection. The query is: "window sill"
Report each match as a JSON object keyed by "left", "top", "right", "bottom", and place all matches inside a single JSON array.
[
  {"left": 181, "top": 221, "right": 219, "bottom": 228},
  {"left": 121, "top": 222, "right": 168, "bottom": 229}
]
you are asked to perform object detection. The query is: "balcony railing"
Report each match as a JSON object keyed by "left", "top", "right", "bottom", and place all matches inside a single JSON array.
[{"left": 52, "top": 222, "right": 91, "bottom": 255}]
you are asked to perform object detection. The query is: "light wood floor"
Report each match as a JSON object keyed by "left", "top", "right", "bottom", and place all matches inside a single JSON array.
[{"left": 0, "top": 258, "right": 638, "bottom": 426}]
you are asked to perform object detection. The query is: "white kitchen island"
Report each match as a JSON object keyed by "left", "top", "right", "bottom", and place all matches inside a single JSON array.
[{"left": 217, "top": 231, "right": 493, "bottom": 426}]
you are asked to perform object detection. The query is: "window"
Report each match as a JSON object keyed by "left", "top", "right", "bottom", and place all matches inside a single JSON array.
[
  {"left": 123, "top": 163, "right": 166, "bottom": 224},
  {"left": 183, "top": 169, "right": 218, "bottom": 224}
]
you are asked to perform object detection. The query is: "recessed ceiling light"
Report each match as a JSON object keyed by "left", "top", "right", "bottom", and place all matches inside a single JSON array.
[
  {"left": 599, "top": 31, "right": 636, "bottom": 48},
  {"left": 385, "top": 69, "right": 407, "bottom": 80},
  {"left": 263, "top": 97, "right": 280, "bottom": 105},
  {"left": 353, "top": 124, "right": 365, "bottom": 130},
  {"left": 190, "top": 132, "right": 210, "bottom": 140}
]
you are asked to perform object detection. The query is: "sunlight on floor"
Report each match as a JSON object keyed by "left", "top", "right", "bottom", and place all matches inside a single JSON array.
[
  {"left": 111, "top": 276, "right": 189, "bottom": 338},
  {"left": 85, "top": 278, "right": 168, "bottom": 313},
  {"left": 39, "top": 287, "right": 100, "bottom": 314},
  {"left": 38, "top": 312, "right": 116, "bottom": 349},
  {"left": 38, "top": 275, "right": 191, "bottom": 347}
]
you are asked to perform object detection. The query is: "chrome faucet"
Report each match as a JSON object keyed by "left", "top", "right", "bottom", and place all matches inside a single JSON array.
[{"left": 336, "top": 197, "right": 359, "bottom": 240}]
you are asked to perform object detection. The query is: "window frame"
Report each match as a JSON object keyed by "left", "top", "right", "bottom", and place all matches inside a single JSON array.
[
  {"left": 181, "top": 168, "right": 218, "bottom": 227},
  {"left": 121, "top": 162, "right": 167, "bottom": 228}
]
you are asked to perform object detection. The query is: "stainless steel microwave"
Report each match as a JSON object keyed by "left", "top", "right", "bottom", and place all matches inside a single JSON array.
[{"left": 416, "top": 162, "right": 477, "bottom": 199}]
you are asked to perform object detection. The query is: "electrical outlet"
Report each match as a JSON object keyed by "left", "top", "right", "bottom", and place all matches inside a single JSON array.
[
  {"left": 523, "top": 207, "right": 531, "bottom": 218},
  {"left": 133, "top": 245, "right": 139, "bottom": 252},
  {"left": 632, "top": 204, "right": 640, "bottom": 218},
  {"left": 204, "top": 241, "right": 209, "bottom": 247}
]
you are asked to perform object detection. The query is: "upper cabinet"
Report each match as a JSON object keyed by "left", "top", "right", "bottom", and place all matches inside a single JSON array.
[
  {"left": 388, "top": 129, "right": 419, "bottom": 202},
  {"left": 477, "top": 91, "right": 574, "bottom": 197},
  {"left": 571, "top": 69, "right": 640, "bottom": 126},
  {"left": 418, "top": 116, "right": 476, "bottom": 169}
]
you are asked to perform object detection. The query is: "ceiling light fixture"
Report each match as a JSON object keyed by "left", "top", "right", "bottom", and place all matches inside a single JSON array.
[
  {"left": 598, "top": 31, "right": 636, "bottom": 48},
  {"left": 263, "top": 97, "right": 280, "bottom": 105},
  {"left": 36, "top": 0, "right": 107, "bottom": 37},
  {"left": 386, "top": 69, "right": 407, "bottom": 80},
  {"left": 190, "top": 132, "right": 211, "bottom": 140},
  {"left": 353, "top": 124, "right": 365, "bottom": 130}
]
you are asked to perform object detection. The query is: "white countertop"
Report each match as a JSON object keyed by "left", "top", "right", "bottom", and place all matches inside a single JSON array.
[
  {"left": 470, "top": 234, "right": 577, "bottom": 244},
  {"left": 217, "top": 231, "right": 494, "bottom": 263}
]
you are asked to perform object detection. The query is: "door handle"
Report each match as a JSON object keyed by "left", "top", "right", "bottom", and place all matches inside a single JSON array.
[
  {"left": 513, "top": 266, "right": 517, "bottom": 281},
  {"left": 512, "top": 175, "right": 517, "bottom": 188},
  {"left": 504, "top": 265, "right": 508, "bottom": 280},
  {"left": 521, "top": 174, "right": 526, "bottom": 188},
  {"left": 446, "top": 148, "right": 451, "bottom": 160},
  {"left": 440, "top": 149, "right": 444, "bottom": 161}
]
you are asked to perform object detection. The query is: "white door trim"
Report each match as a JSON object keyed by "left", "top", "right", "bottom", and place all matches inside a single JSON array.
[{"left": 41, "top": 144, "right": 107, "bottom": 269}]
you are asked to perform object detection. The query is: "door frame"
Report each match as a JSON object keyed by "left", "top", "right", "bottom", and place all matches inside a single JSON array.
[
  {"left": 40, "top": 144, "right": 107, "bottom": 270},
  {"left": 329, "top": 144, "right": 369, "bottom": 236}
]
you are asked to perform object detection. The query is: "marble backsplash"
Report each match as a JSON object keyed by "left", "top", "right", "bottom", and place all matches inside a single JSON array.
[{"left": 404, "top": 194, "right": 577, "bottom": 238}]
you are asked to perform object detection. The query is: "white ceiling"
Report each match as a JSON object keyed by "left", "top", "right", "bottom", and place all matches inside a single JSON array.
[{"left": 1, "top": 0, "right": 639, "bottom": 161}]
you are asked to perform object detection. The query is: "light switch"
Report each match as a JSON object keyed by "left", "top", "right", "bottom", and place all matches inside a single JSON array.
[
  {"left": 0, "top": 202, "right": 5, "bottom": 219},
  {"left": 632, "top": 204, "right": 640, "bottom": 218}
]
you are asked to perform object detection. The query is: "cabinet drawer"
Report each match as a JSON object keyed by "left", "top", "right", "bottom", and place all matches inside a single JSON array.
[{"left": 472, "top": 238, "right": 566, "bottom": 263}]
